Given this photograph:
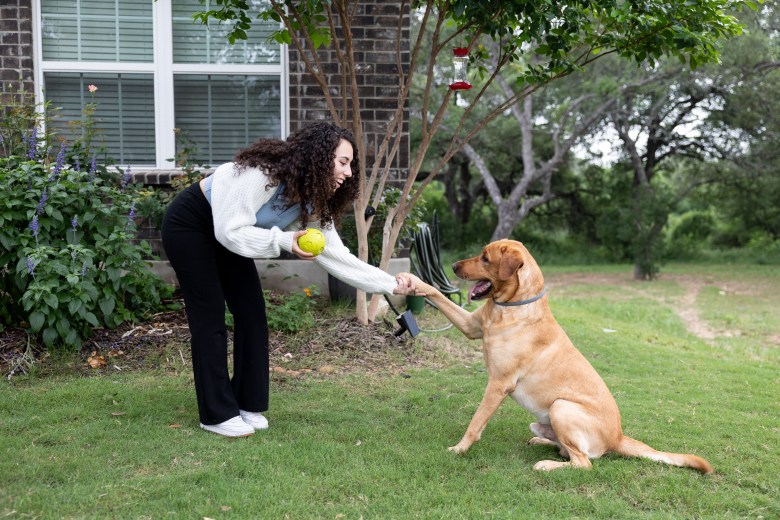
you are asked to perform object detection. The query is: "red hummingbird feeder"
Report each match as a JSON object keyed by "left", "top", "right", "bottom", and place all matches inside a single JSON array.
[{"left": 449, "top": 47, "right": 472, "bottom": 91}]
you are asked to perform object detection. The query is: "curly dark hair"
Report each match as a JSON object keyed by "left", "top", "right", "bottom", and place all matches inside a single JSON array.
[{"left": 233, "top": 122, "right": 361, "bottom": 228}]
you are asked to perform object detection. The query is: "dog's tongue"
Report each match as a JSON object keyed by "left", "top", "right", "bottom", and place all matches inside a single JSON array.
[{"left": 469, "top": 280, "right": 492, "bottom": 303}]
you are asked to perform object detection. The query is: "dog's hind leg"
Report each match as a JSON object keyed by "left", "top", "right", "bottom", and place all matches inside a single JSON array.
[
  {"left": 528, "top": 422, "right": 558, "bottom": 445},
  {"left": 532, "top": 401, "right": 600, "bottom": 471},
  {"left": 533, "top": 447, "right": 591, "bottom": 471},
  {"left": 528, "top": 422, "right": 571, "bottom": 458}
]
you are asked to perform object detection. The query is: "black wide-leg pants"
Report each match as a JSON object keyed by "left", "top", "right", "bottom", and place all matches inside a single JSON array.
[{"left": 161, "top": 183, "right": 269, "bottom": 425}]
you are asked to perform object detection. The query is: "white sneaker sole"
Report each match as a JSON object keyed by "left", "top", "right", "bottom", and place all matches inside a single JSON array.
[
  {"left": 199, "top": 423, "right": 255, "bottom": 438},
  {"left": 239, "top": 412, "right": 269, "bottom": 430}
]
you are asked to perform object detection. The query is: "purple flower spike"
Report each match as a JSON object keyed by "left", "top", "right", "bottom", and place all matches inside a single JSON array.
[
  {"left": 71, "top": 215, "right": 79, "bottom": 230},
  {"left": 27, "top": 127, "right": 38, "bottom": 159},
  {"left": 89, "top": 157, "right": 97, "bottom": 181},
  {"left": 121, "top": 165, "right": 132, "bottom": 190},
  {"left": 37, "top": 187, "right": 48, "bottom": 215},
  {"left": 26, "top": 257, "right": 38, "bottom": 276},
  {"left": 126, "top": 202, "right": 137, "bottom": 231},
  {"left": 29, "top": 214, "right": 39, "bottom": 237},
  {"left": 53, "top": 142, "right": 66, "bottom": 177}
]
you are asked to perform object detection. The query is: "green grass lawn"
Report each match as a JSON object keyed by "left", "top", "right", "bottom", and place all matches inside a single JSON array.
[{"left": 1, "top": 264, "right": 778, "bottom": 519}]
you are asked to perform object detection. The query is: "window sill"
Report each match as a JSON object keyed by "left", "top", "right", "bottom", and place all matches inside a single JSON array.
[{"left": 130, "top": 167, "right": 215, "bottom": 186}]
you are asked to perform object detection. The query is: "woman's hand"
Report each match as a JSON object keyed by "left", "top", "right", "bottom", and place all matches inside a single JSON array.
[
  {"left": 291, "top": 230, "right": 316, "bottom": 261},
  {"left": 393, "top": 273, "right": 425, "bottom": 296}
]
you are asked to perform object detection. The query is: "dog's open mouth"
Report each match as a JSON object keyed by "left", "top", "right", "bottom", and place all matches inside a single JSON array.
[{"left": 469, "top": 280, "right": 493, "bottom": 303}]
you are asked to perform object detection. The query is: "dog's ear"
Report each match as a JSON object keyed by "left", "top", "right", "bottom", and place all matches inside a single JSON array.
[{"left": 498, "top": 245, "right": 524, "bottom": 280}]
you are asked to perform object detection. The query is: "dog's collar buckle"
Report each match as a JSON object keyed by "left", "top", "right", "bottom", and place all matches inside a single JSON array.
[{"left": 494, "top": 287, "right": 546, "bottom": 307}]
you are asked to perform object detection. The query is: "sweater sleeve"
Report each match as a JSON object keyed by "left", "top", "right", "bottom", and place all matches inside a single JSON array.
[
  {"left": 210, "top": 163, "right": 296, "bottom": 258},
  {"left": 313, "top": 225, "right": 398, "bottom": 296}
]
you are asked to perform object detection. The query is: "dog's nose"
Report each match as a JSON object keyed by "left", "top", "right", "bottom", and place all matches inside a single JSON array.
[{"left": 452, "top": 262, "right": 462, "bottom": 276}]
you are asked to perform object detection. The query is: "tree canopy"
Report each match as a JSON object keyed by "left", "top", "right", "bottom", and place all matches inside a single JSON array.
[{"left": 193, "top": 0, "right": 754, "bottom": 318}]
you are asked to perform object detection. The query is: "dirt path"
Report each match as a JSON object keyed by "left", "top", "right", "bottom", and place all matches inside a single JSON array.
[
  {"left": 669, "top": 277, "right": 720, "bottom": 339},
  {"left": 546, "top": 272, "right": 724, "bottom": 341}
]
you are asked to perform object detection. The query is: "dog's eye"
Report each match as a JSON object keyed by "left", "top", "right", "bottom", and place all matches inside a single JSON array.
[{"left": 481, "top": 254, "right": 488, "bottom": 263}]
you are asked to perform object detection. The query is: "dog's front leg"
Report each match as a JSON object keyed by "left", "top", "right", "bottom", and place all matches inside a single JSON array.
[
  {"left": 449, "top": 379, "right": 512, "bottom": 454},
  {"left": 406, "top": 275, "right": 483, "bottom": 339}
]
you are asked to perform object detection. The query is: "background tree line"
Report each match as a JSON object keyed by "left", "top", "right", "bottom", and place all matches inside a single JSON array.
[
  {"left": 421, "top": 4, "right": 779, "bottom": 277},
  {"left": 195, "top": 0, "right": 751, "bottom": 323}
]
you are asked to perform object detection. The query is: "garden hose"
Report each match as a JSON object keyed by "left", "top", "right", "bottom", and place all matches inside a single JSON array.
[
  {"left": 411, "top": 220, "right": 463, "bottom": 304},
  {"left": 406, "top": 213, "right": 469, "bottom": 332},
  {"left": 370, "top": 213, "right": 464, "bottom": 333}
]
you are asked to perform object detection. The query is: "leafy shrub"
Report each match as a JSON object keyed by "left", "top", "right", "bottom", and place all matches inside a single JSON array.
[
  {"left": 666, "top": 210, "right": 716, "bottom": 260},
  {"left": 266, "top": 285, "right": 320, "bottom": 333},
  {"left": 745, "top": 231, "right": 780, "bottom": 264},
  {"left": 225, "top": 286, "right": 320, "bottom": 334},
  {"left": 0, "top": 90, "right": 173, "bottom": 349}
]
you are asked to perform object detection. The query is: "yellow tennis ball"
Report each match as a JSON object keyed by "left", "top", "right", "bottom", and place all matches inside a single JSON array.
[{"left": 297, "top": 228, "right": 326, "bottom": 256}]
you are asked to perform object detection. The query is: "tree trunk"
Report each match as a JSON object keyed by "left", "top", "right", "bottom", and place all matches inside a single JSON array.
[{"left": 491, "top": 203, "right": 519, "bottom": 240}]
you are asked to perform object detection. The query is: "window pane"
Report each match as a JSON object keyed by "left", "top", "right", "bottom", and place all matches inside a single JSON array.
[
  {"left": 41, "top": 0, "right": 153, "bottom": 62},
  {"left": 44, "top": 72, "right": 156, "bottom": 165},
  {"left": 174, "top": 74, "right": 281, "bottom": 164},
  {"left": 172, "top": 0, "right": 280, "bottom": 65}
]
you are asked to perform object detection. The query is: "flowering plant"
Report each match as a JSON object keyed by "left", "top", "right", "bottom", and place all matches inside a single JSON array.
[
  {"left": 0, "top": 87, "right": 172, "bottom": 348},
  {"left": 264, "top": 285, "right": 320, "bottom": 333}
]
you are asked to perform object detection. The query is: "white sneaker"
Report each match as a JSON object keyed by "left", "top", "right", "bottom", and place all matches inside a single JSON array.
[
  {"left": 200, "top": 416, "right": 255, "bottom": 437},
  {"left": 239, "top": 410, "right": 269, "bottom": 430}
]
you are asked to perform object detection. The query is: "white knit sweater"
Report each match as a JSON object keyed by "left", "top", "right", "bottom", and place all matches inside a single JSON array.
[{"left": 209, "top": 162, "right": 397, "bottom": 296}]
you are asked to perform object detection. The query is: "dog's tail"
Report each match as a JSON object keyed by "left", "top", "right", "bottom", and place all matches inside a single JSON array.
[{"left": 615, "top": 436, "right": 714, "bottom": 474}]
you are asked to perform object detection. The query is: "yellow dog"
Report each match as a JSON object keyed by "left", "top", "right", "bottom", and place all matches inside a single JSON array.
[{"left": 407, "top": 239, "right": 713, "bottom": 473}]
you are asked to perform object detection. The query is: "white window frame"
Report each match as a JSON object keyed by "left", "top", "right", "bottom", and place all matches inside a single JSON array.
[{"left": 31, "top": 0, "right": 289, "bottom": 170}]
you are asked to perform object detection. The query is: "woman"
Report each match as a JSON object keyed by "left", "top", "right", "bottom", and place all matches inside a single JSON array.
[{"left": 161, "top": 123, "right": 418, "bottom": 437}]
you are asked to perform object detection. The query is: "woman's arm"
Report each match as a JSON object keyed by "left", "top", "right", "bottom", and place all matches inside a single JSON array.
[{"left": 313, "top": 225, "right": 399, "bottom": 295}]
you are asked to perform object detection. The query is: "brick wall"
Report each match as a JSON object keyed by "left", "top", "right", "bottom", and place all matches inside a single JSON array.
[
  {"left": 0, "top": 0, "right": 34, "bottom": 107},
  {"left": 288, "top": 0, "right": 410, "bottom": 183}
]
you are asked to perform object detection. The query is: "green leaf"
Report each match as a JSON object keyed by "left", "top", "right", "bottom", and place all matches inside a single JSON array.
[
  {"left": 29, "top": 311, "right": 45, "bottom": 332},
  {"left": 84, "top": 312, "right": 100, "bottom": 327},
  {"left": 68, "top": 299, "right": 83, "bottom": 315},
  {"left": 56, "top": 318, "right": 71, "bottom": 337},
  {"left": 275, "top": 30, "right": 292, "bottom": 45},
  {"left": 82, "top": 283, "right": 99, "bottom": 301},
  {"left": 42, "top": 327, "right": 58, "bottom": 347},
  {"left": 44, "top": 293, "right": 59, "bottom": 309},
  {"left": 65, "top": 329, "right": 80, "bottom": 348},
  {"left": 99, "top": 297, "right": 116, "bottom": 317}
]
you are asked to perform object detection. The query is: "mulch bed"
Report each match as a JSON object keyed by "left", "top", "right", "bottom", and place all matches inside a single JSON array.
[{"left": 1, "top": 298, "right": 416, "bottom": 379}]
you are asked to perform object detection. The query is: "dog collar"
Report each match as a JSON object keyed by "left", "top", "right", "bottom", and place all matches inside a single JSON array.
[{"left": 493, "top": 287, "right": 546, "bottom": 307}]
